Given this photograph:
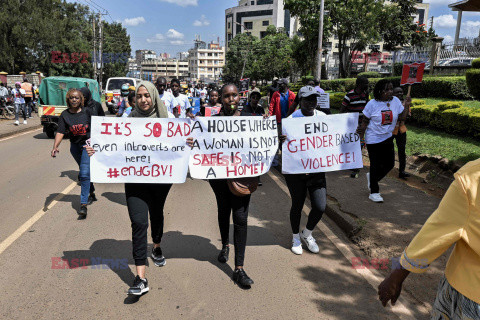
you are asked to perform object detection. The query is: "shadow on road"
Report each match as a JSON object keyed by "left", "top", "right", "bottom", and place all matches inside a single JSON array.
[
  {"left": 59, "top": 170, "right": 79, "bottom": 182},
  {"left": 33, "top": 133, "right": 49, "bottom": 139},
  {"left": 102, "top": 191, "right": 127, "bottom": 206},
  {"left": 43, "top": 193, "right": 79, "bottom": 212}
]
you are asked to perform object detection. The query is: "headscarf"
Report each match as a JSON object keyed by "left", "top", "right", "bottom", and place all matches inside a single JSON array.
[
  {"left": 78, "top": 87, "right": 93, "bottom": 109},
  {"left": 129, "top": 81, "right": 168, "bottom": 118}
]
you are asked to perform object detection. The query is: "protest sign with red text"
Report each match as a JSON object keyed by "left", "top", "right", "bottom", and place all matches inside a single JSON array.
[
  {"left": 90, "top": 117, "right": 191, "bottom": 183},
  {"left": 281, "top": 113, "right": 363, "bottom": 174},
  {"left": 400, "top": 62, "right": 425, "bottom": 85},
  {"left": 188, "top": 116, "right": 278, "bottom": 179}
]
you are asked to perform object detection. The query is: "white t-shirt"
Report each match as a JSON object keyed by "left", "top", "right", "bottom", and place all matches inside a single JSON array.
[
  {"left": 12, "top": 88, "right": 26, "bottom": 104},
  {"left": 363, "top": 96, "right": 404, "bottom": 144},
  {"left": 159, "top": 91, "right": 177, "bottom": 112},
  {"left": 199, "top": 89, "right": 208, "bottom": 99},
  {"left": 288, "top": 109, "right": 326, "bottom": 118},
  {"left": 172, "top": 94, "right": 191, "bottom": 118}
]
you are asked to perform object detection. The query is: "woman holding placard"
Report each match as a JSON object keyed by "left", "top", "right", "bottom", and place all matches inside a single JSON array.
[
  {"left": 279, "top": 86, "right": 327, "bottom": 255},
  {"left": 86, "top": 81, "right": 172, "bottom": 296},
  {"left": 187, "top": 83, "right": 258, "bottom": 288},
  {"left": 199, "top": 89, "right": 221, "bottom": 116},
  {"left": 357, "top": 79, "right": 409, "bottom": 203}
]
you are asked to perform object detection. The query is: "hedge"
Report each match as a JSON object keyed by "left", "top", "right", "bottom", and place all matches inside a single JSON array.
[
  {"left": 358, "top": 71, "right": 381, "bottom": 78},
  {"left": 472, "top": 58, "right": 480, "bottom": 69},
  {"left": 330, "top": 93, "right": 345, "bottom": 109},
  {"left": 466, "top": 68, "right": 480, "bottom": 100},
  {"left": 436, "top": 101, "right": 463, "bottom": 111}
]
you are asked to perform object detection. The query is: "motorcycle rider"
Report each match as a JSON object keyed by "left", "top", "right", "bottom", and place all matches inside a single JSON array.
[{"left": 116, "top": 84, "right": 130, "bottom": 117}]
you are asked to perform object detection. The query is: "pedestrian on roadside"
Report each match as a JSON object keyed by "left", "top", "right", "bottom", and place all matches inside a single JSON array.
[
  {"left": 341, "top": 76, "right": 370, "bottom": 178},
  {"left": 51, "top": 89, "right": 94, "bottom": 217},
  {"left": 21, "top": 79, "right": 34, "bottom": 118},
  {"left": 200, "top": 89, "right": 221, "bottom": 116},
  {"left": 357, "top": 79, "right": 408, "bottom": 203},
  {"left": 392, "top": 87, "right": 411, "bottom": 180},
  {"left": 247, "top": 80, "right": 260, "bottom": 99},
  {"left": 378, "top": 159, "right": 480, "bottom": 319},
  {"left": 279, "top": 86, "right": 327, "bottom": 255},
  {"left": 242, "top": 91, "right": 264, "bottom": 115},
  {"left": 79, "top": 86, "right": 105, "bottom": 117},
  {"left": 171, "top": 78, "right": 194, "bottom": 118},
  {"left": 187, "top": 83, "right": 260, "bottom": 288},
  {"left": 12, "top": 82, "right": 27, "bottom": 125},
  {"left": 0, "top": 82, "right": 8, "bottom": 101},
  {"left": 155, "top": 77, "right": 177, "bottom": 114},
  {"left": 86, "top": 81, "right": 174, "bottom": 296},
  {"left": 122, "top": 92, "right": 136, "bottom": 118}
]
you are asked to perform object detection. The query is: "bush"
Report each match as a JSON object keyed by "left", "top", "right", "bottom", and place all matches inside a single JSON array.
[
  {"left": 393, "top": 63, "right": 403, "bottom": 77},
  {"left": 330, "top": 93, "right": 345, "bottom": 109},
  {"left": 358, "top": 71, "right": 381, "bottom": 78},
  {"left": 410, "top": 104, "right": 438, "bottom": 127},
  {"left": 471, "top": 58, "right": 480, "bottom": 69},
  {"left": 440, "top": 107, "right": 475, "bottom": 134},
  {"left": 437, "top": 101, "right": 463, "bottom": 111},
  {"left": 466, "top": 69, "right": 480, "bottom": 99},
  {"left": 411, "top": 99, "right": 426, "bottom": 106}
]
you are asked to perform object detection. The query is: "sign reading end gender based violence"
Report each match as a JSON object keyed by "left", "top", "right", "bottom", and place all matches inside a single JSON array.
[
  {"left": 189, "top": 116, "right": 279, "bottom": 179},
  {"left": 281, "top": 113, "right": 363, "bottom": 174},
  {"left": 90, "top": 117, "right": 191, "bottom": 183}
]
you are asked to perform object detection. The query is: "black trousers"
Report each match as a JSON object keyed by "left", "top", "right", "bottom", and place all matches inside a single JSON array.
[
  {"left": 125, "top": 183, "right": 172, "bottom": 266},
  {"left": 366, "top": 137, "right": 395, "bottom": 194},
  {"left": 209, "top": 179, "right": 250, "bottom": 267},
  {"left": 393, "top": 132, "right": 407, "bottom": 173},
  {"left": 284, "top": 173, "right": 327, "bottom": 234}
]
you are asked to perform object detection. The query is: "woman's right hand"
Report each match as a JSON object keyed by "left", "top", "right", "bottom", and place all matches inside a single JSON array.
[
  {"left": 84, "top": 145, "right": 96, "bottom": 157},
  {"left": 51, "top": 148, "right": 59, "bottom": 158},
  {"left": 186, "top": 137, "right": 195, "bottom": 148},
  {"left": 279, "top": 135, "right": 287, "bottom": 143}
]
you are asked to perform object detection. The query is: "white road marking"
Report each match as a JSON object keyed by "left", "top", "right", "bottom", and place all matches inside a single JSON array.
[
  {"left": 267, "top": 170, "right": 426, "bottom": 320},
  {"left": 0, "top": 181, "right": 77, "bottom": 256},
  {"left": 0, "top": 127, "right": 42, "bottom": 142}
]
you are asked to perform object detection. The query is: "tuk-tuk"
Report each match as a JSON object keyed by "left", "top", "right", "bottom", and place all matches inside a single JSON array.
[{"left": 38, "top": 76, "right": 101, "bottom": 138}]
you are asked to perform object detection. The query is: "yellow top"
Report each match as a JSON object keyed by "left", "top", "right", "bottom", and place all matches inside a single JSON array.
[{"left": 400, "top": 159, "right": 480, "bottom": 304}]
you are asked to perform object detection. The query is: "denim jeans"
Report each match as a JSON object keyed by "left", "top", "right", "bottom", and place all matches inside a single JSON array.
[
  {"left": 14, "top": 103, "right": 26, "bottom": 121},
  {"left": 69, "top": 143, "right": 92, "bottom": 205}
]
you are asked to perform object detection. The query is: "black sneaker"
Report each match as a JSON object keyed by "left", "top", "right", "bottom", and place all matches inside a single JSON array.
[
  {"left": 87, "top": 193, "right": 97, "bottom": 205},
  {"left": 127, "top": 275, "right": 149, "bottom": 295},
  {"left": 217, "top": 244, "right": 229, "bottom": 263},
  {"left": 399, "top": 172, "right": 410, "bottom": 179},
  {"left": 78, "top": 204, "right": 87, "bottom": 217},
  {"left": 232, "top": 268, "right": 254, "bottom": 287},
  {"left": 151, "top": 247, "right": 166, "bottom": 267}
]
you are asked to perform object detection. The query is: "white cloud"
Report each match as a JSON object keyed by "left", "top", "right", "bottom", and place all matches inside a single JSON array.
[
  {"left": 122, "top": 16, "right": 146, "bottom": 27},
  {"left": 170, "top": 40, "right": 186, "bottom": 45},
  {"left": 434, "top": 14, "right": 457, "bottom": 28},
  {"left": 464, "top": 20, "right": 480, "bottom": 37},
  {"left": 193, "top": 15, "right": 210, "bottom": 27},
  {"left": 158, "top": 0, "right": 198, "bottom": 7},
  {"left": 166, "top": 29, "right": 184, "bottom": 39},
  {"left": 442, "top": 35, "right": 454, "bottom": 43},
  {"left": 147, "top": 34, "right": 165, "bottom": 43}
]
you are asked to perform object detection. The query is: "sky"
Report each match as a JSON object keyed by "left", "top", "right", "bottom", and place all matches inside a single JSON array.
[{"left": 70, "top": 0, "right": 480, "bottom": 57}]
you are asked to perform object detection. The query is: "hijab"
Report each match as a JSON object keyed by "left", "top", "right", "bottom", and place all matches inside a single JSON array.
[
  {"left": 79, "top": 87, "right": 93, "bottom": 108},
  {"left": 129, "top": 81, "right": 168, "bottom": 118}
]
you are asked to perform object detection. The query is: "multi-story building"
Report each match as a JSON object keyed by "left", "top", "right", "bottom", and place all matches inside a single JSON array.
[
  {"left": 188, "top": 38, "right": 225, "bottom": 82},
  {"left": 225, "top": 0, "right": 299, "bottom": 49},
  {"left": 177, "top": 52, "right": 189, "bottom": 60},
  {"left": 139, "top": 58, "right": 189, "bottom": 81},
  {"left": 135, "top": 49, "right": 157, "bottom": 65}
]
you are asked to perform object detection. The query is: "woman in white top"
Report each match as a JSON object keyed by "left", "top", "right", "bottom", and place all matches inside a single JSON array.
[
  {"left": 357, "top": 79, "right": 408, "bottom": 203},
  {"left": 170, "top": 78, "right": 193, "bottom": 118}
]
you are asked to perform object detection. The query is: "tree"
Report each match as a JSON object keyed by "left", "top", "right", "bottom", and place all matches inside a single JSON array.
[
  {"left": 381, "top": 0, "right": 418, "bottom": 51},
  {"left": 222, "top": 33, "right": 260, "bottom": 83},
  {"left": 101, "top": 21, "right": 132, "bottom": 82},
  {"left": 256, "top": 26, "right": 294, "bottom": 81}
]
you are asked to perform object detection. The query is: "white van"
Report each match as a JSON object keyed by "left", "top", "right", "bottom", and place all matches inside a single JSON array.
[{"left": 105, "top": 77, "right": 142, "bottom": 114}]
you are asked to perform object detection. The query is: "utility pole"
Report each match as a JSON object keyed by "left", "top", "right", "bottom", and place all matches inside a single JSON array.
[
  {"left": 92, "top": 14, "right": 97, "bottom": 81},
  {"left": 315, "top": 0, "right": 325, "bottom": 81},
  {"left": 98, "top": 12, "right": 103, "bottom": 89}
]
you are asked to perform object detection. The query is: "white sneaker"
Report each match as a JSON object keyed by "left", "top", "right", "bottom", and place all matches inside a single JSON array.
[
  {"left": 23, "top": 120, "right": 27, "bottom": 125},
  {"left": 369, "top": 193, "right": 384, "bottom": 203},
  {"left": 366, "top": 172, "right": 370, "bottom": 191},
  {"left": 300, "top": 232, "right": 319, "bottom": 253},
  {"left": 291, "top": 237, "right": 303, "bottom": 255},
  {"left": 14, "top": 120, "right": 19, "bottom": 125}
]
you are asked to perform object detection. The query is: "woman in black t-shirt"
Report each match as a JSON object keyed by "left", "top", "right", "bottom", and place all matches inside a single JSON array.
[{"left": 51, "top": 89, "right": 94, "bottom": 217}]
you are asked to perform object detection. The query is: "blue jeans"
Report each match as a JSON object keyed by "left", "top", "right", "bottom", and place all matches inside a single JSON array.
[
  {"left": 70, "top": 143, "right": 93, "bottom": 205},
  {"left": 14, "top": 103, "right": 26, "bottom": 121}
]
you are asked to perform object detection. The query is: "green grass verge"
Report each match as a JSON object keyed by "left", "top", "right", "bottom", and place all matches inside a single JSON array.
[
  {"left": 405, "top": 124, "right": 480, "bottom": 163},
  {"left": 423, "top": 98, "right": 480, "bottom": 109}
]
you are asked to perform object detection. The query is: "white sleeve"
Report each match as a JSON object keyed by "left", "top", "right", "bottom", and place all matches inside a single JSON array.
[{"left": 362, "top": 100, "right": 373, "bottom": 119}]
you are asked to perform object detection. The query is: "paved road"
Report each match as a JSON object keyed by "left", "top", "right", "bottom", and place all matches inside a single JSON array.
[{"left": 0, "top": 129, "right": 429, "bottom": 319}]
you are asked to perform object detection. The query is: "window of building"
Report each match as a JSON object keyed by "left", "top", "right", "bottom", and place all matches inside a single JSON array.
[
  {"left": 208, "top": 68, "right": 213, "bottom": 71},
  {"left": 227, "top": 34, "right": 232, "bottom": 41},
  {"left": 262, "top": 20, "right": 269, "bottom": 26},
  {"left": 260, "top": 31, "right": 267, "bottom": 39},
  {"left": 251, "top": 1, "right": 255, "bottom": 5},
  {"left": 228, "top": 22, "right": 231, "bottom": 29},
  {"left": 244, "top": 22, "right": 253, "bottom": 29},
  {"left": 208, "top": 53, "right": 212, "bottom": 57}
]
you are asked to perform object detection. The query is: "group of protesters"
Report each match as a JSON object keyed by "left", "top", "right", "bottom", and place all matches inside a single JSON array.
[{"left": 48, "top": 76, "right": 480, "bottom": 319}]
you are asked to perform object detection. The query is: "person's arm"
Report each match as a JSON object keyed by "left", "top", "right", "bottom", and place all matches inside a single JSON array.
[
  {"left": 287, "top": 99, "right": 298, "bottom": 117},
  {"left": 397, "top": 97, "right": 409, "bottom": 122},
  {"left": 378, "top": 175, "right": 470, "bottom": 307},
  {"left": 96, "top": 102, "right": 105, "bottom": 117},
  {"left": 51, "top": 133, "right": 64, "bottom": 157},
  {"left": 268, "top": 93, "right": 276, "bottom": 116},
  {"left": 340, "top": 94, "right": 349, "bottom": 113}
]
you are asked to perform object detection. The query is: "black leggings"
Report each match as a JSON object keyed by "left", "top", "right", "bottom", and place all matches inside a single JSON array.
[
  {"left": 125, "top": 183, "right": 172, "bottom": 266},
  {"left": 366, "top": 137, "right": 395, "bottom": 194},
  {"left": 209, "top": 179, "right": 250, "bottom": 267},
  {"left": 284, "top": 173, "right": 327, "bottom": 234},
  {"left": 393, "top": 132, "right": 407, "bottom": 173}
]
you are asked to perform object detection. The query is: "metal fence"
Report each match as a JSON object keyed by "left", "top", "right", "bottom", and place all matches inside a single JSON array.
[{"left": 440, "top": 38, "right": 480, "bottom": 59}]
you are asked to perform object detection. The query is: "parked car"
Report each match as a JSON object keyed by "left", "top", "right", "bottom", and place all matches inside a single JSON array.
[
  {"left": 105, "top": 77, "right": 141, "bottom": 114},
  {"left": 438, "top": 57, "right": 475, "bottom": 66}
]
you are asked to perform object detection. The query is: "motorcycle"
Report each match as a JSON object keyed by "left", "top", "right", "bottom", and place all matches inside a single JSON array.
[{"left": 0, "top": 96, "right": 15, "bottom": 120}]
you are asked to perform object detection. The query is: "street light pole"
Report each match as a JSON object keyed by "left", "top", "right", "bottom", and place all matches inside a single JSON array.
[{"left": 316, "top": 0, "right": 325, "bottom": 81}]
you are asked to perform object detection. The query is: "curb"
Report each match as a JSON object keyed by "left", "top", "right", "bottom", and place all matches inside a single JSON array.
[{"left": 0, "top": 124, "right": 43, "bottom": 140}]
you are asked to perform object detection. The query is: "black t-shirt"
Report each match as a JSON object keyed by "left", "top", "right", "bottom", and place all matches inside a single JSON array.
[
  {"left": 241, "top": 102, "right": 265, "bottom": 116},
  {"left": 57, "top": 108, "right": 91, "bottom": 145}
]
